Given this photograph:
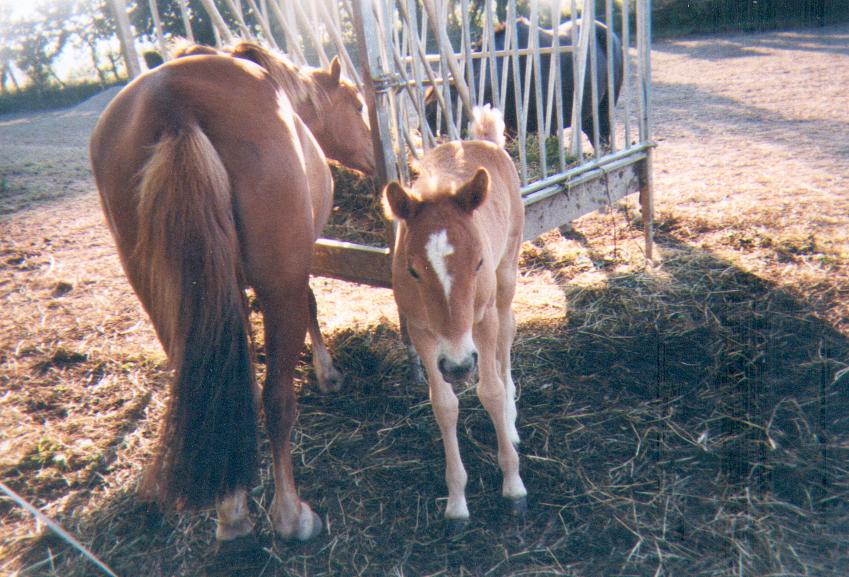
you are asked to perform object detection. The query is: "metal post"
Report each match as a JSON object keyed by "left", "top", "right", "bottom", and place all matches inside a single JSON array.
[
  {"left": 110, "top": 0, "right": 141, "bottom": 78},
  {"left": 637, "top": 0, "right": 654, "bottom": 261}
]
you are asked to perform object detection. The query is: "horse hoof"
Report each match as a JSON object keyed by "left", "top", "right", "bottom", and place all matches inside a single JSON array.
[
  {"left": 273, "top": 506, "right": 323, "bottom": 542},
  {"left": 445, "top": 517, "right": 469, "bottom": 537},
  {"left": 304, "top": 510, "right": 323, "bottom": 540},
  {"left": 318, "top": 369, "right": 344, "bottom": 393},
  {"left": 507, "top": 495, "right": 528, "bottom": 517}
]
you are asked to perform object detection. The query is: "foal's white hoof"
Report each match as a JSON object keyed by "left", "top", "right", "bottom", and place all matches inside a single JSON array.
[
  {"left": 445, "top": 516, "right": 470, "bottom": 536},
  {"left": 506, "top": 495, "right": 528, "bottom": 517}
]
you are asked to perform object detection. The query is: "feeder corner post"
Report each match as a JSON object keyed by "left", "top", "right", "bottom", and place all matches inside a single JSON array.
[{"left": 637, "top": 0, "right": 655, "bottom": 263}]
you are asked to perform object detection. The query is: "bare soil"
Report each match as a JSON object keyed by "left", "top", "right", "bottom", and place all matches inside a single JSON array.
[{"left": 1, "top": 23, "right": 848, "bottom": 577}]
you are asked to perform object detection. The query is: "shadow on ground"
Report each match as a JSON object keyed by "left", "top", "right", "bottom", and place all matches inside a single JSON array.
[{"left": 10, "top": 232, "right": 849, "bottom": 577}]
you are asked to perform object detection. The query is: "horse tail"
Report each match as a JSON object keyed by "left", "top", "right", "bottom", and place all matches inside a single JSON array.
[
  {"left": 470, "top": 104, "right": 507, "bottom": 149},
  {"left": 135, "top": 122, "right": 257, "bottom": 511}
]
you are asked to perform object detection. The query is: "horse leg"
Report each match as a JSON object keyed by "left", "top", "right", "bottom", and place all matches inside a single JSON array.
[
  {"left": 495, "top": 263, "right": 520, "bottom": 446},
  {"left": 307, "top": 286, "right": 343, "bottom": 393},
  {"left": 408, "top": 324, "right": 469, "bottom": 523},
  {"left": 473, "top": 308, "right": 527, "bottom": 514},
  {"left": 258, "top": 286, "right": 322, "bottom": 540}
]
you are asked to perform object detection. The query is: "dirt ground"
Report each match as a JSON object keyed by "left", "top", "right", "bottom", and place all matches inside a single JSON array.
[{"left": 1, "top": 22, "right": 848, "bottom": 577}]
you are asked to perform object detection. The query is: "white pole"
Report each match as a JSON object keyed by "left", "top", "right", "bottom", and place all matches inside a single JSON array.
[{"left": 110, "top": 0, "right": 142, "bottom": 78}]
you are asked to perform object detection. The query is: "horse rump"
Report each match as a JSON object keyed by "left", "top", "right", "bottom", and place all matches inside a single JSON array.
[{"left": 134, "top": 123, "right": 257, "bottom": 511}]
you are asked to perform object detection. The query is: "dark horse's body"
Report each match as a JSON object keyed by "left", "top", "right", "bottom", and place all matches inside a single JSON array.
[{"left": 428, "top": 18, "right": 623, "bottom": 148}]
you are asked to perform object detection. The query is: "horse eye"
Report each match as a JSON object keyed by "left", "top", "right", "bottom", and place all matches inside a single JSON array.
[
  {"left": 408, "top": 265, "right": 420, "bottom": 280},
  {"left": 476, "top": 258, "right": 483, "bottom": 272}
]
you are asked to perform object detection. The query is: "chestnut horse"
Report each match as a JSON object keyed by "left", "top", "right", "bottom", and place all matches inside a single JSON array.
[
  {"left": 175, "top": 41, "right": 374, "bottom": 393},
  {"left": 382, "top": 106, "right": 527, "bottom": 525},
  {"left": 90, "top": 48, "right": 372, "bottom": 541}
]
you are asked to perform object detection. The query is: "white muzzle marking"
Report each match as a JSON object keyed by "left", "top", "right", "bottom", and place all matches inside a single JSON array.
[{"left": 426, "top": 229, "right": 455, "bottom": 300}]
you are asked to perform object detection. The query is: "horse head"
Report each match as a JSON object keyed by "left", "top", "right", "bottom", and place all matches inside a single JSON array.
[
  {"left": 230, "top": 43, "right": 376, "bottom": 176},
  {"left": 384, "top": 167, "right": 491, "bottom": 383}
]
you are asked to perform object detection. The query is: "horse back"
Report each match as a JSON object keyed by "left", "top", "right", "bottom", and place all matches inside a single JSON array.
[{"left": 91, "top": 54, "right": 323, "bottom": 265}]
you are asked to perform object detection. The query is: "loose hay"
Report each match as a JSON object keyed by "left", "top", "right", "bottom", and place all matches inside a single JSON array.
[{"left": 3, "top": 23, "right": 849, "bottom": 577}]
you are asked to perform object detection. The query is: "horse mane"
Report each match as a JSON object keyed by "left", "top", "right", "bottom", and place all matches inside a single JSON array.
[
  {"left": 171, "top": 40, "right": 329, "bottom": 111},
  {"left": 228, "top": 41, "right": 329, "bottom": 111}
]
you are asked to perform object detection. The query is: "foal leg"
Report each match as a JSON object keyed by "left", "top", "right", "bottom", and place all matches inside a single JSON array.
[
  {"left": 495, "top": 263, "right": 521, "bottom": 446},
  {"left": 474, "top": 309, "right": 527, "bottom": 512},
  {"left": 408, "top": 324, "right": 469, "bottom": 523},
  {"left": 259, "top": 287, "right": 322, "bottom": 540},
  {"left": 307, "top": 286, "right": 343, "bottom": 393}
]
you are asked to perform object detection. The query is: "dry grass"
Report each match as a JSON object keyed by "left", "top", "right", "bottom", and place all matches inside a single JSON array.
[{"left": 2, "top": 23, "right": 849, "bottom": 577}]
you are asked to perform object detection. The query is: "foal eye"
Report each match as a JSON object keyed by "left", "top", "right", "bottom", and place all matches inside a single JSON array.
[
  {"left": 475, "top": 258, "right": 483, "bottom": 272},
  {"left": 408, "top": 265, "right": 420, "bottom": 280}
]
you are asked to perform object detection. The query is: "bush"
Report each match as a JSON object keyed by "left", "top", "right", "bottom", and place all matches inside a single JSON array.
[{"left": 0, "top": 80, "right": 126, "bottom": 116}]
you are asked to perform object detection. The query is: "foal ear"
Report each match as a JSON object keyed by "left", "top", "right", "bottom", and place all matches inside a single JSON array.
[
  {"left": 382, "top": 181, "right": 418, "bottom": 221},
  {"left": 328, "top": 55, "right": 342, "bottom": 85},
  {"left": 454, "top": 168, "right": 489, "bottom": 213}
]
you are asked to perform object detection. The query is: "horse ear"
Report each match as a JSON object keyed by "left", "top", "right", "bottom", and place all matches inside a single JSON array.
[
  {"left": 454, "top": 168, "right": 489, "bottom": 213},
  {"left": 383, "top": 181, "right": 418, "bottom": 221},
  {"left": 329, "top": 55, "right": 342, "bottom": 85}
]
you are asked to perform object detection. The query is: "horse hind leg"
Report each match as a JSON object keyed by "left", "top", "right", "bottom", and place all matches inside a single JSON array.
[
  {"left": 307, "top": 286, "right": 343, "bottom": 393},
  {"left": 259, "top": 285, "right": 322, "bottom": 541}
]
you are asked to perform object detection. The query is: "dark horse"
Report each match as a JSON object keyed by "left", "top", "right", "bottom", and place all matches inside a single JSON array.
[{"left": 427, "top": 17, "right": 623, "bottom": 148}]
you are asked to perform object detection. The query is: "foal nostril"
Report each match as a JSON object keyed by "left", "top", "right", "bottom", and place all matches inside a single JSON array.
[
  {"left": 438, "top": 354, "right": 477, "bottom": 383},
  {"left": 438, "top": 356, "right": 449, "bottom": 377}
]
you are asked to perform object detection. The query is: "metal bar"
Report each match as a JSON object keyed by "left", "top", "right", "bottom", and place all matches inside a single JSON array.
[
  {"left": 528, "top": 2, "right": 547, "bottom": 178},
  {"left": 178, "top": 0, "right": 194, "bottom": 42},
  {"left": 637, "top": 0, "right": 654, "bottom": 260},
  {"left": 421, "top": 0, "right": 473, "bottom": 116},
  {"left": 110, "top": 0, "right": 142, "bottom": 78},
  {"left": 521, "top": 140, "right": 654, "bottom": 197},
  {"left": 506, "top": 4, "right": 527, "bottom": 184},
  {"left": 245, "top": 0, "right": 280, "bottom": 48},
  {"left": 219, "top": 0, "right": 254, "bottom": 40},
  {"left": 588, "top": 2, "right": 602, "bottom": 154},
  {"left": 605, "top": 0, "right": 617, "bottom": 151},
  {"left": 148, "top": 0, "right": 168, "bottom": 60},
  {"left": 315, "top": 0, "right": 361, "bottom": 86},
  {"left": 292, "top": 0, "right": 331, "bottom": 68},
  {"left": 268, "top": 1, "right": 306, "bottom": 63},
  {"left": 569, "top": 0, "right": 585, "bottom": 158},
  {"left": 352, "top": 0, "right": 399, "bottom": 188},
  {"left": 522, "top": 160, "right": 643, "bottom": 241},
  {"left": 622, "top": 0, "right": 632, "bottom": 146}
]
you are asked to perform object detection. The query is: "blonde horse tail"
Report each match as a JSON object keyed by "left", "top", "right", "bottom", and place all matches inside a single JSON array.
[
  {"left": 135, "top": 123, "right": 256, "bottom": 510},
  {"left": 470, "top": 104, "right": 507, "bottom": 149}
]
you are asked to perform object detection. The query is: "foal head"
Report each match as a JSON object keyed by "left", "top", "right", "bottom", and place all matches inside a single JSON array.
[
  {"left": 384, "top": 168, "right": 491, "bottom": 383},
  {"left": 230, "top": 43, "right": 375, "bottom": 176}
]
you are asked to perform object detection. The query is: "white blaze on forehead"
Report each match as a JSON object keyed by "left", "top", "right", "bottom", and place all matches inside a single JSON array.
[{"left": 426, "top": 229, "right": 455, "bottom": 299}]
